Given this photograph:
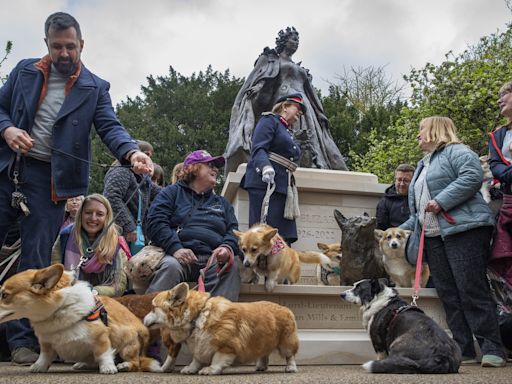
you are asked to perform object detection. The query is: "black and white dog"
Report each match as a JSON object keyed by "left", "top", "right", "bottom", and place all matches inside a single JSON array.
[{"left": 340, "top": 279, "right": 461, "bottom": 374}]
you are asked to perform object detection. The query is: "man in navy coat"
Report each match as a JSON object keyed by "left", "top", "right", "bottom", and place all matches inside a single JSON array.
[{"left": 0, "top": 12, "right": 152, "bottom": 363}]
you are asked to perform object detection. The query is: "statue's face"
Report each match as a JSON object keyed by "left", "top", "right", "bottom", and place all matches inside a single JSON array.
[{"left": 284, "top": 33, "right": 299, "bottom": 54}]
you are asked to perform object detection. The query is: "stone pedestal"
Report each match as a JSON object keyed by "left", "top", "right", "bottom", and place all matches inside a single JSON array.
[
  {"left": 214, "top": 165, "right": 449, "bottom": 366},
  {"left": 222, "top": 164, "right": 389, "bottom": 283}
]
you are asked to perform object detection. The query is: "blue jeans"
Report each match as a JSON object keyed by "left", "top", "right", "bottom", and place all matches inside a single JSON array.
[
  {"left": 425, "top": 226, "right": 505, "bottom": 358},
  {"left": 0, "top": 157, "right": 65, "bottom": 351}
]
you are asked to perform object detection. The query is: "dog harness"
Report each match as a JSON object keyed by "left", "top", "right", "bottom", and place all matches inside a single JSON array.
[
  {"left": 83, "top": 295, "right": 108, "bottom": 326},
  {"left": 256, "top": 236, "right": 286, "bottom": 270},
  {"left": 388, "top": 305, "right": 424, "bottom": 330}
]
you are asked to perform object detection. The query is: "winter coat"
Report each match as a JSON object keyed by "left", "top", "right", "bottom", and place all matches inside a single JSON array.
[
  {"left": 400, "top": 143, "right": 494, "bottom": 237},
  {"left": 103, "top": 166, "right": 161, "bottom": 237},
  {"left": 376, "top": 184, "right": 410, "bottom": 230},
  {"left": 146, "top": 181, "right": 240, "bottom": 257},
  {"left": 0, "top": 58, "right": 138, "bottom": 197}
]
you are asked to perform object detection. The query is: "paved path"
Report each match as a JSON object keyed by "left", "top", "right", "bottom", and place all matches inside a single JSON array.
[{"left": 1, "top": 363, "right": 511, "bottom": 384}]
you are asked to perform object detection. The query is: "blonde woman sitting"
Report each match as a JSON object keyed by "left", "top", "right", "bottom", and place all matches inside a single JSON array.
[{"left": 52, "top": 193, "right": 130, "bottom": 297}]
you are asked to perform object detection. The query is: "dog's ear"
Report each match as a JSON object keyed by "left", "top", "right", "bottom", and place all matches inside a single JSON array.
[
  {"left": 263, "top": 228, "right": 278, "bottom": 242},
  {"left": 378, "top": 277, "right": 392, "bottom": 288},
  {"left": 333, "top": 209, "right": 347, "bottom": 228},
  {"left": 233, "top": 230, "right": 243, "bottom": 239},
  {"left": 31, "top": 264, "right": 64, "bottom": 294},
  {"left": 374, "top": 229, "right": 384, "bottom": 241},
  {"left": 403, "top": 229, "right": 412, "bottom": 239},
  {"left": 317, "top": 242, "right": 328, "bottom": 252},
  {"left": 165, "top": 282, "right": 189, "bottom": 307}
]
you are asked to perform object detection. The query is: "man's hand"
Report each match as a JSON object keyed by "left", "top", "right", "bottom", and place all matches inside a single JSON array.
[
  {"left": 173, "top": 248, "right": 198, "bottom": 265},
  {"left": 2, "top": 127, "right": 34, "bottom": 154},
  {"left": 211, "top": 246, "right": 230, "bottom": 264},
  {"left": 130, "top": 151, "right": 153, "bottom": 175}
]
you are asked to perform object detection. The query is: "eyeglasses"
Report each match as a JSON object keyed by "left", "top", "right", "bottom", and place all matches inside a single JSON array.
[
  {"left": 205, "top": 162, "right": 218, "bottom": 169},
  {"left": 395, "top": 178, "right": 411, "bottom": 184}
]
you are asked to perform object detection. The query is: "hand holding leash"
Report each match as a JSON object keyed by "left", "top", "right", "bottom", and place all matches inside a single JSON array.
[
  {"left": 130, "top": 151, "right": 154, "bottom": 175},
  {"left": 262, "top": 166, "right": 275, "bottom": 184}
]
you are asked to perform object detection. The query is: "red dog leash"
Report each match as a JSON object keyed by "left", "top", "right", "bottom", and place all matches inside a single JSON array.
[
  {"left": 197, "top": 251, "right": 235, "bottom": 293},
  {"left": 412, "top": 209, "right": 456, "bottom": 306}
]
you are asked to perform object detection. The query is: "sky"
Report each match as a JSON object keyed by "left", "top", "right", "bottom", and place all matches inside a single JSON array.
[{"left": 1, "top": 0, "right": 511, "bottom": 106}]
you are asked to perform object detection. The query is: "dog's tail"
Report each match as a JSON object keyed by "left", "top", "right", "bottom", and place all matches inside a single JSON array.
[
  {"left": 363, "top": 355, "right": 459, "bottom": 374},
  {"left": 298, "top": 251, "right": 331, "bottom": 265}
]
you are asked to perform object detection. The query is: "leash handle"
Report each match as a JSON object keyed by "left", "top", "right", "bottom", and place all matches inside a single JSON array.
[{"left": 260, "top": 182, "right": 276, "bottom": 224}]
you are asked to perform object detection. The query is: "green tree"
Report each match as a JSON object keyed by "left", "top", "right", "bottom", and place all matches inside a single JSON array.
[
  {"left": 323, "top": 66, "right": 405, "bottom": 168},
  {"left": 0, "top": 41, "right": 13, "bottom": 84},
  {"left": 89, "top": 65, "right": 243, "bottom": 193},
  {"left": 351, "top": 25, "right": 512, "bottom": 183}
]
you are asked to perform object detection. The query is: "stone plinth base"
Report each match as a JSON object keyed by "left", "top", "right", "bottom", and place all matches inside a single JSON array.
[{"left": 172, "top": 284, "right": 446, "bottom": 366}]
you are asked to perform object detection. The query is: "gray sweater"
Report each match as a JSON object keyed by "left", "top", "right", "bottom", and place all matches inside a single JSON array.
[{"left": 103, "top": 166, "right": 161, "bottom": 237}]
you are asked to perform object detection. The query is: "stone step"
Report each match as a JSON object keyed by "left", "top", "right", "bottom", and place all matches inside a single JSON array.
[
  {"left": 239, "top": 283, "right": 447, "bottom": 329},
  {"left": 171, "top": 284, "right": 447, "bottom": 366}
]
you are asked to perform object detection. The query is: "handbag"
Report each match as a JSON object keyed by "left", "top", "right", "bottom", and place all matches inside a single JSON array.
[
  {"left": 405, "top": 216, "right": 424, "bottom": 266},
  {"left": 130, "top": 190, "right": 145, "bottom": 255}
]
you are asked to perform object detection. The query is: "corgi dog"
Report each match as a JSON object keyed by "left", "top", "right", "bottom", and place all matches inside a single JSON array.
[
  {"left": 0, "top": 264, "right": 161, "bottom": 374},
  {"left": 144, "top": 282, "right": 299, "bottom": 375},
  {"left": 341, "top": 279, "right": 461, "bottom": 374},
  {"left": 114, "top": 292, "right": 181, "bottom": 372},
  {"left": 234, "top": 224, "right": 332, "bottom": 292},
  {"left": 374, "top": 228, "right": 430, "bottom": 288},
  {"left": 316, "top": 242, "right": 342, "bottom": 285}
]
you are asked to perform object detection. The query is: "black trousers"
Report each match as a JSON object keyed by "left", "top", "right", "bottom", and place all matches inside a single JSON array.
[{"left": 425, "top": 226, "right": 505, "bottom": 358}]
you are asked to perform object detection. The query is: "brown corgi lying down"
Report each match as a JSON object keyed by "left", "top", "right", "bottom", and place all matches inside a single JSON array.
[
  {"left": 144, "top": 282, "right": 299, "bottom": 375},
  {"left": 316, "top": 242, "right": 342, "bottom": 285},
  {"left": 114, "top": 292, "right": 181, "bottom": 372},
  {"left": 374, "top": 228, "right": 430, "bottom": 288},
  {"left": 234, "top": 224, "right": 332, "bottom": 291},
  {"left": 0, "top": 264, "right": 161, "bottom": 374}
]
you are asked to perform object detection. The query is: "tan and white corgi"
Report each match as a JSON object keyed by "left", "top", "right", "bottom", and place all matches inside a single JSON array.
[
  {"left": 0, "top": 264, "right": 161, "bottom": 374},
  {"left": 144, "top": 282, "right": 299, "bottom": 375},
  {"left": 234, "top": 224, "right": 332, "bottom": 291},
  {"left": 315, "top": 242, "right": 342, "bottom": 285},
  {"left": 374, "top": 228, "right": 430, "bottom": 288}
]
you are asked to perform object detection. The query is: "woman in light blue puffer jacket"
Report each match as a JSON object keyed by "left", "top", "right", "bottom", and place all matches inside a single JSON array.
[{"left": 400, "top": 116, "right": 506, "bottom": 367}]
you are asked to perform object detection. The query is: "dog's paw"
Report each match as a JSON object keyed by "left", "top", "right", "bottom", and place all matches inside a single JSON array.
[
  {"left": 265, "top": 279, "right": 276, "bottom": 292},
  {"left": 116, "top": 361, "right": 132, "bottom": 372},
  {"left": 30, "top": 361, "right": 49, "bottom": 373},
  {"left": 161, "top": 356, "right": 176, "bottom": 372},
  {"left": 99, "top": 362, "right": 118, "bottom": 374},
  {"left": 72, "top": 362, "right": 97, "bottom": 370},
  {"left": 198, "top": 366, "right": 222, "bottom": 375},
  {"left": 181, "top": 365, "right": 199, "bottom": 375},
  {"left": 362, "top": 360, "right": 374, "bottom": 372}
]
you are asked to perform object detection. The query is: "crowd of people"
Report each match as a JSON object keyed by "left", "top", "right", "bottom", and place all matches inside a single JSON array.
[{"left": 1, "top": 10, "right": 512, "bottom": 371}]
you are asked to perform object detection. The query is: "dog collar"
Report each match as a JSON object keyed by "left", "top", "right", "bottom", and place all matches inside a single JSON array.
[
  {"left": 320, "top": 265, "right": 341, "bottom": 285},
  {"left": 83, "top": 295, "right": 108, "bottom": 326}
]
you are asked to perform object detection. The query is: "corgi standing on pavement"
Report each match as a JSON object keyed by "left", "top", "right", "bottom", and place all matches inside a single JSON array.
[
  {"left": 234, "top": 224, "right": 332, "bottom": 292},
  {"left": 374, "top": 228, "right": 430, "bottom": 288},
  {"left": 0, "top": 264, "right": 161, "bottom": 374},
  {"left": 144, "top": 282, "right": 299, "bottom": 375}
]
